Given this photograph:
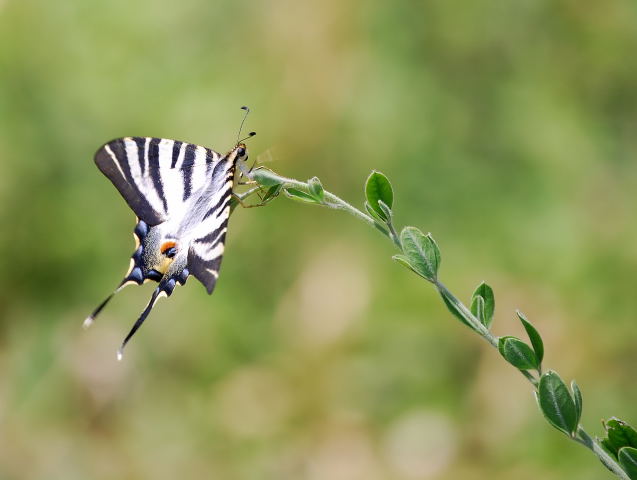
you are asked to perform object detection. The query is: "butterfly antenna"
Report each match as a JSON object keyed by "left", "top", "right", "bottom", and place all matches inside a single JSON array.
[
  {"left": 83, "top": 281, "right": 130, "bottom": 329},
  {"left": 116, "top": 286, "right": 165, "bottom": 360},
  {"left": 237, "top": 106, "right": 250, "bottom": 145},
  {"left": 238, "top": 131, "right": 256, "bottom": 144}
]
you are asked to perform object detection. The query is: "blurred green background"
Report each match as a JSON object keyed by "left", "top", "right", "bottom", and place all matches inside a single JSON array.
[{"left": 1, "top": 1, "right": 637, "bottom": 479}]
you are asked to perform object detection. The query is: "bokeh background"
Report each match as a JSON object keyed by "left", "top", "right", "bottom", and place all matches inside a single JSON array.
[{"left": 1, "top": 1, "right": 637, "bottom": 479}]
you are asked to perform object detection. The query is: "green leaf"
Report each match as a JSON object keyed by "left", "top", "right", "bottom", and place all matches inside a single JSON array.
[
  {"left": 399, "top": 227, "right": 440, "bottom": 282},
  {"left": 497, "top": 335, "right": 513, "bottom": 357},
  {"left": 517, "top": 311, "right": 544, "bottom": 365},
  {"left": 284, "top": 188, "right": 319, "bottom": 204},
  {"left": 471, "top": 282, "right": 494, "bottom": 328},
  {"left": 571, "top": 380, "right": 582, "bottom": 425},
  {"left": 261, "top": 184, "right": 282, "bottom": 203},
  {"left": 438, "top": 287, "right": 474, "bottom": 330},
  {"left": 498, "top": 336, "right": 539, "bottom": 370},
  {"left": 537, "top": 371, "right": 578, "bottom": 437},
  {"left": 378, "top": 200, "right": 393, "bottom": 222},
  {"left": 365, "top": 201, "right": 386, "bottom": 223},
  {"left": 365, "top": 171, "right": 394, "bottom": 221},
  {"left": 603, "top": 418, "right": 637, "bottom": 458},
  {"left": 252, "top": 167, "right": 284, "bottom": 187},
  {"left": 392, "top": 254, "right": 413, "bottom": 271},
  {"left": 470, "top": 295, "right": 486, "bottom": 328},
  {"left": 307, "top": 177, "right": 325, "bottom": 202},
  {"left": 602, "top": 438, "right": 616, "bottom": 458},
  {"left": 619, "top": 447, "right": 637, "bottom": 479}
]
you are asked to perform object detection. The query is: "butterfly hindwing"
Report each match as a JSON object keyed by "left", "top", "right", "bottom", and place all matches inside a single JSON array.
[
  {"left": 187, "top": 203, "right": 231, "bottom": 294},
  {"left": 186, "top": 154, "right": 236, "bottom": 293}
]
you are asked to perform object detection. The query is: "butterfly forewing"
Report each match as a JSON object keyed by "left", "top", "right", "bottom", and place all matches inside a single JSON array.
[{"left": 94, "top": 137, "right": 222, "bottom": 226}]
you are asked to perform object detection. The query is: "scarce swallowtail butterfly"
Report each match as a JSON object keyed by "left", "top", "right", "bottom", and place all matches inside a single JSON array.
[{"left": 86, "top": 107, "right": 256, "bottom": 359}]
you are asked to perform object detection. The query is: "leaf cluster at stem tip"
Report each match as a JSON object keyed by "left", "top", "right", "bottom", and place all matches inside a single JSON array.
[{"left": 601, "top": 418, "right": 637, "bottom": 479}]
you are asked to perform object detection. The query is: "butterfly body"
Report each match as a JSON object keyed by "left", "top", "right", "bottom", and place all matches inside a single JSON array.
[{"left": 87, "top": 136, "right": 249, "bottom": 356}]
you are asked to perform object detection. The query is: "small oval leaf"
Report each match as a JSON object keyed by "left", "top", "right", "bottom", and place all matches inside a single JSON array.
[
  {"left": 365, "top": 171, "right": 394, "bottom": 220},
  {"left": 499, "top": 336, "right": 538, "bottom": 370},
  {"left": 470, "top": 295, "right": 486, "bottom": 327},
  {"left": 307, "top": 176, "right": 325, "bottom": 202},
  {"left": 365, "top": 201, "right": 386, "bottom": 223},
  {"left": 517, "top": 311, "right": 544, "bottom": 365},
  {"left": 471, "top": 282, "right": 494, "bottom": 328},
  {"left": 392, "top": 254, "right": 415, "bottom": 272},
  {"left": 618, "top": 447, "right": 637, "bottom": 479},
  {"left": 284, "top": 188, "right": 319, "bottom": 204},
  {"left": 399, "top": 227, "right": 440, "bottom": 282},
  {"left": 261, "top": 184, "right": 283, "bottom": 203},
  {"left": 378, "top": 200, "right": 393, "bottom": 222},
  {"left": 497, "top": 335, "right": 514, "bottom": 357},
  {"left": 537, "top": 371, "right": 578, "bottom": 437},
  {"left": 571, "top": 380, "right": 583, "bottom": 425}
]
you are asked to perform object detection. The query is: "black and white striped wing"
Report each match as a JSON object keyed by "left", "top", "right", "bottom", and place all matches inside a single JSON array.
[
  {"left": 94, "top": 137, "right": 222, "bottom": 226},
  {"left": 185, "top": 155, "right": 236, "bottom": 294}
]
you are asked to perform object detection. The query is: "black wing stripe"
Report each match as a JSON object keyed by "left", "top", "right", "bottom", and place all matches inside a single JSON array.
[
  {"left": 202, "top": 191, "right": 232, "bottom": 221},
  {"left": 123, "top": 137, "right": 166, "bottom": 216},
  {"left": 148, "top": 138, "right": 168, "bottom": 213},
  {"left": 133, "top": 137, "right": 146, "bottom": 174},
  {"left": 194, "top": 224, "right": 227, "bottom": 246},
  {"left": 205, "top": 152, "right": 214, "bottom": 174},
  {"left": 171, "top": 140, "right": 182, "bottom": 168},
  {"left": 182, "top": 143, "right": 197, "bottom": 169},
  {"left": 117, "top": 138, "right": 150, "bottom": 207},
  {"left": 182, "top": 144, "right": 196, "bottom": 201},
  {"left": 211, "top": 156, "right": 228, "bottom": 182},
  {"left": 188, "top": 238, "right": 226, "bottom": 295},
  {"left": 95, "top": 140, "right": 165, "bottom": 225}
]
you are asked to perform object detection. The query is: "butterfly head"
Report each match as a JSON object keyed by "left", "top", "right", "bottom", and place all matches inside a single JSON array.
[{"left": 229, "top": 143, "right": 249, "bottom": 163}]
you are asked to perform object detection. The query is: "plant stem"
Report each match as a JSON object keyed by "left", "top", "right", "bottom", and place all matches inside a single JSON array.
[
  {"left": 248, "top": 167, "right": 628, "bottom": 479},
  {"left": 576, "top": 427, "right": 630, "bottom": 480},
  {"left": 268, "top": 173, "right": 379, "bottom": 228}
]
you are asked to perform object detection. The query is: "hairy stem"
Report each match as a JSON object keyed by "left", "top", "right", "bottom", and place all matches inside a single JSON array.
[
  {"left": 248, "top": 166, "right": 627, "bottom": 479},
  {"left": 576, "top": 427, "right": 630, "bottom": 480}
]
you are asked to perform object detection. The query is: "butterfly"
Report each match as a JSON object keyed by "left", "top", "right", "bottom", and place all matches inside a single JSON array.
[{"left": 86, "top": 109, "right": 256, "bottom": 359}]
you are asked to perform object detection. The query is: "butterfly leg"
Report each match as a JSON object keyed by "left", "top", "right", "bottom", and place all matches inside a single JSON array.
[
  {"left": 247, "top": 156, "right": 258, "bottom": 174},
  {"left": 231, "top": 190, "right": 277, "bottom": 209}
]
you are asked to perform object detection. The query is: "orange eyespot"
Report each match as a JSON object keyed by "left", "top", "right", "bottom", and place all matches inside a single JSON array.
[{"left": 160, "top": 241, "right": 178, "bottom": 258}]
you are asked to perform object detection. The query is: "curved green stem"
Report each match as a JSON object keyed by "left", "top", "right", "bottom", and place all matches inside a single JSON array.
[
  {"left": 248, "top": 166, "right": 628, "bottom": 479},
  {"left": 262, "top": 172, "right": 378, "bottom": 228}
]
